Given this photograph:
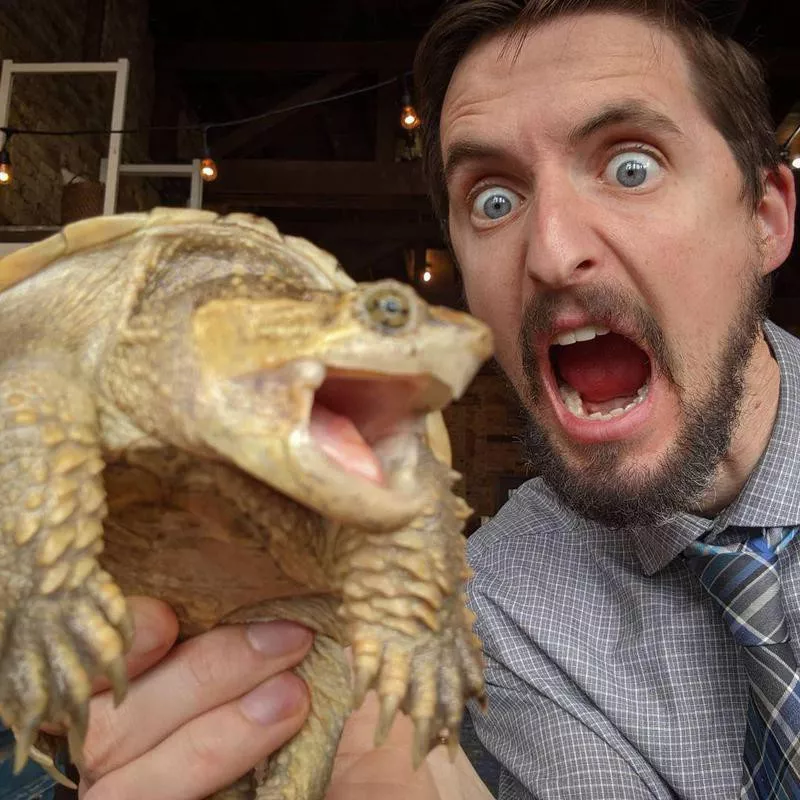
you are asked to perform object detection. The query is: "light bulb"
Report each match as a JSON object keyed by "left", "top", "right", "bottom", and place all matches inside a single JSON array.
[
  {"left": 792, "top": 155, "right": 800, "bottom": 170},
  {"left": 401, "top": 105, "right": 421, "bottom": 131},
  {"left": 200, "top": 157, "right": 218, "bottom": 182},
  {"left": 0, "top": 149, "right": 12, "bottom": 185},
  {"left": 422, "top": 268, "right": 432, "bottom": 283}
]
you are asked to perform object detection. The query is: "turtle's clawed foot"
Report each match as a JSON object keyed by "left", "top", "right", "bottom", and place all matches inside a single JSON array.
[
  {"left": 349, "top": 595, "right": 485, "bottom": 768},
  {"left": 341, "top": 504, "right": 486, "bottom": 768},
  {"left": 0, "top": 566, "right": 131, "bottom": 775}
]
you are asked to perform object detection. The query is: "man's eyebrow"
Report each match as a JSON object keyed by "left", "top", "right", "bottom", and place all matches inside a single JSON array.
[
  {"left": 567, "top": 100, "right": 685, "bottom": 146},
  {"left": 442, "top": 102, "right": 683, "bottom": 184},
  {"left": 443, "top": 141, "right": 510, "bottom": 185}
]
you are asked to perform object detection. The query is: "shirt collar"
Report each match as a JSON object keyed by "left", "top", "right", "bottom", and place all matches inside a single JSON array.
[{"left": 632, "top": 320, "right": 800, "bottom": 575}]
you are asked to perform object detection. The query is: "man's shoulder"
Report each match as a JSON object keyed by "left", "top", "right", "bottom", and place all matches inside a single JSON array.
[
  {"left": 467, "top": 476, "right": 584, "bottom": 567},
  {"left": 766, "top": 319, "right": 800, "bottom": 373}
]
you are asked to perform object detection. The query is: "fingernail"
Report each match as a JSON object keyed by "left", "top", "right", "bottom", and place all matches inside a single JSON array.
[
  {"left": 240, "top": 673, "right": 307, "bottom": 725},
  {"left": 246, "top": 621, "right": 312, "bottom": 657}
]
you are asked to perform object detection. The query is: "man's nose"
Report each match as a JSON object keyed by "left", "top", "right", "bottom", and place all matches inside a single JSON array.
[{"left": 524, "top": 181, "right": 602, "bottom": 290}]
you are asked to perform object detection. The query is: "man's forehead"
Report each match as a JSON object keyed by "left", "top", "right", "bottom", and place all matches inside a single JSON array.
[{"left": 442, "top": 11, "right": 691, "bottom": 130}]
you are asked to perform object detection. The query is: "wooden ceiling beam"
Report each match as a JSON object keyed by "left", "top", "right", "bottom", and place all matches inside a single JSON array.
[
  {"left": 207, "top": 194, "right": 433, "bottom": 212},
  {"left": 158, "top": 40, "right": 419, "bottom": 73},
  {"left": 210, "top": 72, "right": 359, "bottom": 158},
  {"left": 207, "top": 158, "right": 427, "bottom": 197}
]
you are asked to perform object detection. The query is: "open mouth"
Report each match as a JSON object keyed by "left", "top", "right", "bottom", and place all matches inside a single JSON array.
[
  {"left": 548, "top": 325, "right": 652, "bottom": 421},
  {"left": 308, "top": 368, "right": 449, "bottom": 486}
]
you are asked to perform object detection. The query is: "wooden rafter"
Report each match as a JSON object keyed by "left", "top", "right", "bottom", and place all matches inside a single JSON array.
[
  {"left": 210, "top": 72, "right": 358, "bottom": 158},
  {"left": 207, "top": 159, "right": 427, "bottom": 198}
]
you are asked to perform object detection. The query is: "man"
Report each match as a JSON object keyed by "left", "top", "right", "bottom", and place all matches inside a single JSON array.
[
  {"left": 418, "top": 0, "right": 798, "bottom": 797},
  {"left": 419, "top": 0, "right": 800, "bottom": 798},
  {"left": 15, "top": 0, "right": 798, "bottom": 797}
]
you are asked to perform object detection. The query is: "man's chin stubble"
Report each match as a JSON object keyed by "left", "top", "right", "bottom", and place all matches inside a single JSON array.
[
  {"left": 521, "top": 421, "right": 716, "bottom": 529},
  {"left": 515, "top": 272, "right": 769, "bottom": 529}
]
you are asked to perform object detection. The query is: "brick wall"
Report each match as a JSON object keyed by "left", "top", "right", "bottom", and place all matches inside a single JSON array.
[
  {"left": 443, "top": 370, "right": 531, "bottom": 523},
  {"left": 0, "top": 0, "right": 158, "bottom": 225}
]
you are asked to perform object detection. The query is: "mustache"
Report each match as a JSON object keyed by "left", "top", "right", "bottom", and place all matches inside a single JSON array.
[{"left": 519, "top": 284, "right": 678, "bottom": 388}]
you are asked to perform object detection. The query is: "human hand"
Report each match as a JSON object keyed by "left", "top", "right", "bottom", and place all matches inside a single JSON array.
[
  {"left": 326, "top": 674, "right": 493, "bottom": 800},
  {"left": 67, "top": 596, "right": 313, "bottom": 799},
  {"left": 325, "top": 690, "right": 444, "bottom": 800}
]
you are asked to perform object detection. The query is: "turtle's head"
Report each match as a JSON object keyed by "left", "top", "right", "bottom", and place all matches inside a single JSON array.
[
  {"left": 101, "top": 216, "right": 491, "bottom": 529},
  {"left": 188, "top": 278, "right": 492, "bottom": 528}
]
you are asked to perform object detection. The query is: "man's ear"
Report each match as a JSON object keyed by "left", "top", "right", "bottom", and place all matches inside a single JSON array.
[{"left": 755, "top": 163, "right": 797, "bottom": 275}]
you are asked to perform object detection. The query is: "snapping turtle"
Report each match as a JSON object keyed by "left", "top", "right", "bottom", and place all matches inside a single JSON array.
[{"left": 0, "top": 207, "right": 492, "bottom": 798}]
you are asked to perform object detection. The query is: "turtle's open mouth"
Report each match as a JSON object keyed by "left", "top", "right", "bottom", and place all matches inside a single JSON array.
[{"left": 309, "top": 369, "right": 450, "bottom": 486}]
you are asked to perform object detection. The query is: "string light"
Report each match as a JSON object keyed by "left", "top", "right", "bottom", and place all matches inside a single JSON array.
[
  {"left": 199, "top": 158, "right": 217, "bottom": 181},
  {"left": 398, "top": 73, "right": 421, "bottom": 131},
  {"left": 0, "top": 148, "right": 11, "bottom": 185},
  {"left": 0, "top": 74, "right": 412, "bottom": 137},
  {"left": 0, "top": 128, "right": 13, "bottom": 185},
  {"left": 200, "top": 126, "right": 218, "bottom": 182},
  {"left": 400, "top": 89, "right": 421, "bottom": 131},
  {"left": 0, "top": 71, "right": 414, "bottom": 185},
  {"left": 401, "top": 103, "right": 420, "bottom": 130}
]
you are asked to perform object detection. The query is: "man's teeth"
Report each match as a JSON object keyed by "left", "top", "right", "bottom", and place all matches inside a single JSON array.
[
  {"left": 554, "top": 325, "right": 610, "bottom": 346},
  {"left": 559, "top": 381, "right": 650, "bottom": 420}
]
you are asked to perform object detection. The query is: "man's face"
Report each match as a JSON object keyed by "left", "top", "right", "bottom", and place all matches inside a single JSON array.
[{"left": 440, "top": 13, "right": 781, "bottom": 525}]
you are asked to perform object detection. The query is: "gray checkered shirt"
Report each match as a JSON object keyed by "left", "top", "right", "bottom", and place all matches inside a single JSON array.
[{"left": 466, "top": 320, "right": 800, "bottom": 800}]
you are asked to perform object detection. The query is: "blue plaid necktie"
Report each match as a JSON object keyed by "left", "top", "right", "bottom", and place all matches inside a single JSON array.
[{"left": 684, "top": 526, "right": 800, "bottom": 799}]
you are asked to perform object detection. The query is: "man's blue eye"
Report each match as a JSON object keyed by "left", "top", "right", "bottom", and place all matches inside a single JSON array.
[
  {"left": 472, "top": 187, "right": 520, "bottom": 220},
  {"left": 605, "top": 151, "right": 661, "bottom": 188}
]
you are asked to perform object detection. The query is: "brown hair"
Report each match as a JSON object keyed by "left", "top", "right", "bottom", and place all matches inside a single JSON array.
[{"left": 413, "top": 0, "right": 781, "bottom": 232}]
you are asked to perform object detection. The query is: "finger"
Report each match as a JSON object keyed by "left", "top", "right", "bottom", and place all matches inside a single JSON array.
[
  {"left": 83, "top": 671, "right": 309, "bottom": 800},
  {"left": 94, "top": 596, "right": 180, "bottom": 690},
  {"left": 78, "top": 620, "right": 312, "bottom": 782},
  {"left": 40, "top": 596, "right": 179, "bottom": 736}
]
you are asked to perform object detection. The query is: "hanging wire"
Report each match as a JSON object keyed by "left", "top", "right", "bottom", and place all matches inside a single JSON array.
[{"left": 0, "top": 72, "right": 412, "bottom": 139}]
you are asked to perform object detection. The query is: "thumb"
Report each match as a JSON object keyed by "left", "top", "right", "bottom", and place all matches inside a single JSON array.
[
  {"left": 93, "top": 595, "right": 179, "bottom": 692},
  {"left": 39, "top": 596, "right": 179, "bottom": 736}
]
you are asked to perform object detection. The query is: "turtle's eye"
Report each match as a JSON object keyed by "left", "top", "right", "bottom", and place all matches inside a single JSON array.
[{"left": 363, "top": 287, "right": 414, "bottom": 333}]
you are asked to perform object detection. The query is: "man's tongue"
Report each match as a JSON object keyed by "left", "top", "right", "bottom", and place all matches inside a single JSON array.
[{"left": 555, "top": 333, "right": 649, "bottom": 412}]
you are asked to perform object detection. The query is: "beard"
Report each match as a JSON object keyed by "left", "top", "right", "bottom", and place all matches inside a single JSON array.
[{"left": 518, "top": 272, "right": 772, "bottom": 529}]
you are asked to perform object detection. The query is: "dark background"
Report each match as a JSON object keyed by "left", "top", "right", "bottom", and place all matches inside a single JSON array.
[{"left": 146, "top": 0, "right": 800, "bottom": 316}]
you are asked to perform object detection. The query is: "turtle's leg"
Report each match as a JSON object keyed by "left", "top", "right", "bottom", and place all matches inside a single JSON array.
[
  {"left": 205, "top": 598, "right": 352, "bottom": 800},
  {"left": 253, "top": 632, "right": 350, "bottom": 799},
  {"left": 335, "top": 448, "right": 486, "bottom": 769},
  {"left": 0, "top": 362, "right": 132, "bottom": 781}
]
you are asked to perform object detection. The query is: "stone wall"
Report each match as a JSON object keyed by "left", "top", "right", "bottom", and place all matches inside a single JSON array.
[{"left": 0, "top": 0, "right": 158, "bottom": 225}]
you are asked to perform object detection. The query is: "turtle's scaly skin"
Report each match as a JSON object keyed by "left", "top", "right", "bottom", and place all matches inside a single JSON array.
[{"left": 0, "top": 208, "right": 492, "bottom": 798}]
